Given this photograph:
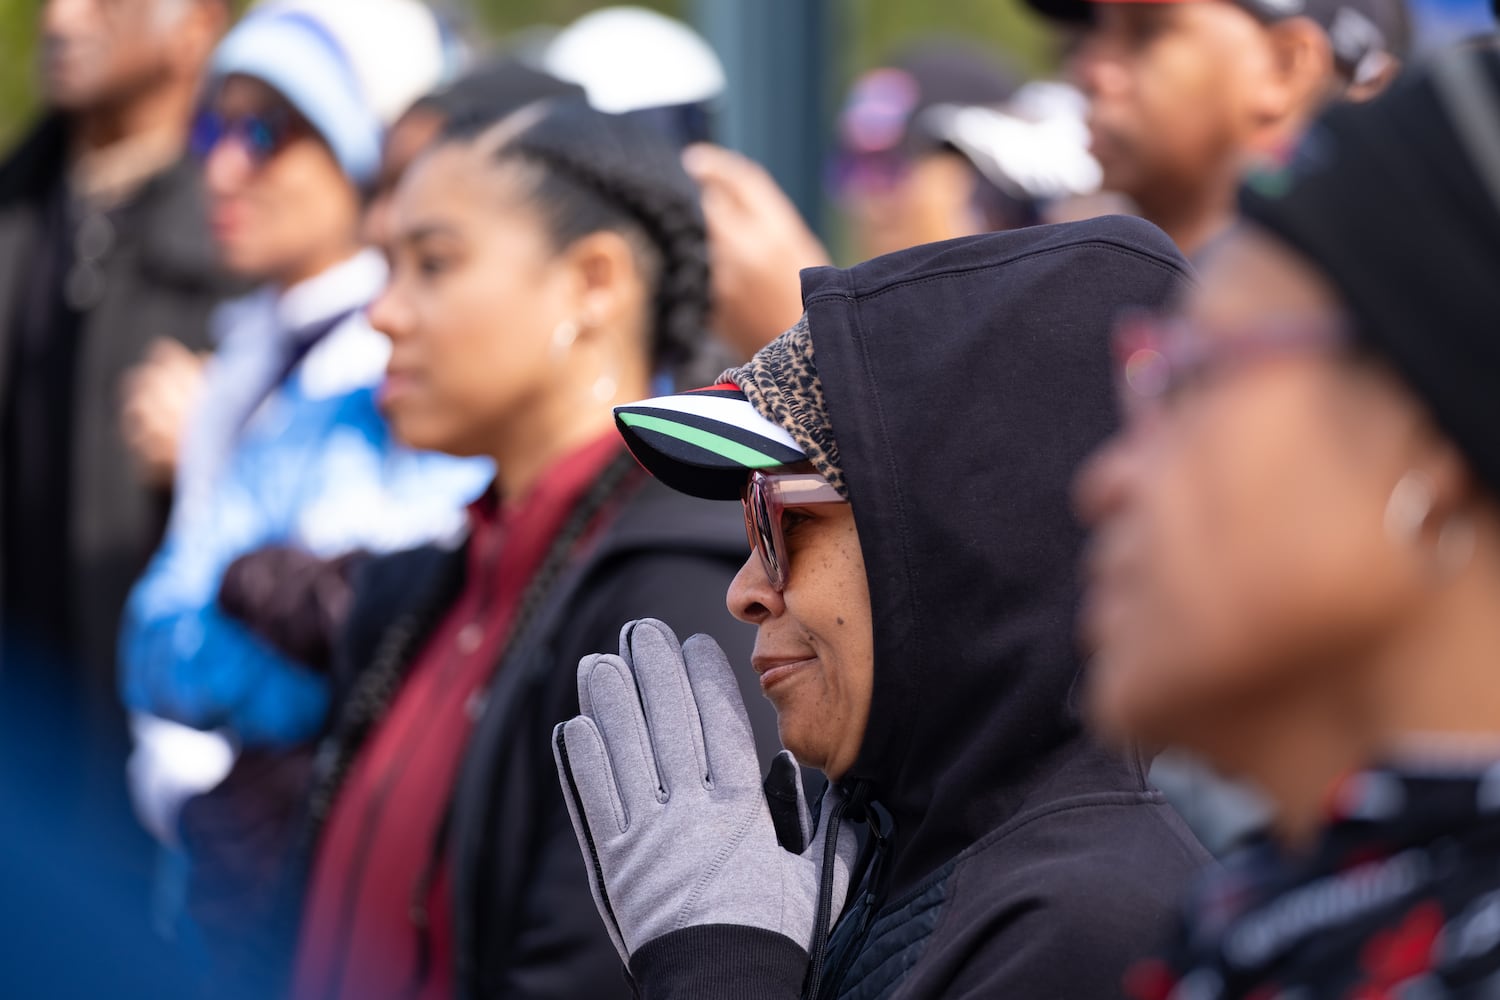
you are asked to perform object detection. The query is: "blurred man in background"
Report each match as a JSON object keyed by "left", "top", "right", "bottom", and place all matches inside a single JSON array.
[
  {"left": 0, "top": 2, "right": 235, "bottom": 995},
  {"left": 1034, "top": 0, "right": 1409, "bottom": 256},
  {"left": 0, "top": 0, "right": 233, "bottom": 856}
]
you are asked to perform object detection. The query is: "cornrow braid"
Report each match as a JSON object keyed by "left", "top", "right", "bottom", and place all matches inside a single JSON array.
[{"left": 443, "top": 99, "right": 712, "bottom": 370}]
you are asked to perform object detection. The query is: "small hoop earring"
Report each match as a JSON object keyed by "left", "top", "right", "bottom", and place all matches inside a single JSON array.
[
  {"left": 550, "top": 320, "right": 580, "bottom": 362},
  {"left": 1384, "top": 471, "right": 1434, "bottom": 545},
  {"left": 592, "top": 373, "right": 618, "bottom": 403}
]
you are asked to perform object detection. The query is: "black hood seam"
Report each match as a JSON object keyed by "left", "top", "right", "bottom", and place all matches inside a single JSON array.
[{"left": 804, "top": 239, "right": 1193, "bottom": 308}]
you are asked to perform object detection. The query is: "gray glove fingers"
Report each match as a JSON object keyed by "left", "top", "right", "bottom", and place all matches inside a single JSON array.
[
  {"left": 551, "top": 719, "right": 631, "bottom": 966},
  {"left": 577, "top": 652, "right": 664, "bottom": 821},
  {"left": 618, "top": 619, "right": 711, "bottom": 797},
  {"left": 554, "top": 715, "right": 630, "bottom": 838},
  {"left": 680, "top": 631, "right": 765, "bottom": 792},
  {"left": 764, "top": 750, "right": 813, "bottom": 853}
]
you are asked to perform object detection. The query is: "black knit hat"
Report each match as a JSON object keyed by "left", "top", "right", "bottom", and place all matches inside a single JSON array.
[{"left": 1240, "top": 45, "right": 1500, "bottom": 495}]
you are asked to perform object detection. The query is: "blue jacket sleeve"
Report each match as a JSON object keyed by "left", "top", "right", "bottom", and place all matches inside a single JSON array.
[
  {"left": 119, "top": 379, "right": 486, "bottom": 746},
  {"left": 120, "top": 543, "right": 331, "bottom": 746}
]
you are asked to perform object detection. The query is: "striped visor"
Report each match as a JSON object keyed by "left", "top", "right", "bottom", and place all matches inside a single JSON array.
[{"left": 614, "top": 383, "right": 807, "bottom": 500}]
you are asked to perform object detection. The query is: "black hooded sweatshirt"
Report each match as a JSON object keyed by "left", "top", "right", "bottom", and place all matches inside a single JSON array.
[{"left": 630, "top": 217, "right": 1211, "bottom": 999}]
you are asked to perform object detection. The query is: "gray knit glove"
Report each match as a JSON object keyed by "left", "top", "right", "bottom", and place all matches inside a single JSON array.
[{"left": 553, "top": 618, "right": 857, "bottom": 968}]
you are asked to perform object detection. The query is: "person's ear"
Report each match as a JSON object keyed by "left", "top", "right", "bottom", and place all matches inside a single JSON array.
[
  {"left": 1256, "top": 18, "right": 1337, "bottom": 130},
  {"left": 1344, "top": 54, "right": 1401, "bottom": 102},
  {"left": 564, "top": 230, "right": 645, "bottom": 340}
]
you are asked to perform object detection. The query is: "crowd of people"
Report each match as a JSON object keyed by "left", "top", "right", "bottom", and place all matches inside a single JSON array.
[{"left": 1, "top": 0, "right": 1498, "bottom": 998}]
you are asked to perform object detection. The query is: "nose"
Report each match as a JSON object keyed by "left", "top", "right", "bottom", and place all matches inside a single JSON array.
[
  {"left": 1073, "top": 429, "right": 1138, "bottom": 530},
  {"left": 203, "top": 136, "right": 256, "bottom": 197},
  {"left": 1071, "top": 33, "right": 1130, "bottom": 101},
  {"left": 726, "top": 550, "right": 783, "bottom": 625},
  {"left": 365, "top": 278, "right": 409, "bottom": 343}
]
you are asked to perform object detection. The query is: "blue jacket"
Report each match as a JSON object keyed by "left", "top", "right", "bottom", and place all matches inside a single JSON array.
[{"left": 120, "top": 252, "right": 489, "bottom": 745}]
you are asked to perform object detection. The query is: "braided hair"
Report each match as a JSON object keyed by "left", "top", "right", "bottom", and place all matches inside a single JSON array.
[{"left": 441, "top": 99, "right": 711, "bottom": 370}]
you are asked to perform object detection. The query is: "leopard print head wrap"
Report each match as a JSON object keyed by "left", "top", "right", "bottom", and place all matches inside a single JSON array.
[{"left": 719, "top": 313, "right": 848, "bottom": 499}]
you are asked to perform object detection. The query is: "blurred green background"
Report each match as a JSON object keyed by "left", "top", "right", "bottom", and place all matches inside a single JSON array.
[{"left": 0, "top": 0, "right": 1056, "bottom": 150}]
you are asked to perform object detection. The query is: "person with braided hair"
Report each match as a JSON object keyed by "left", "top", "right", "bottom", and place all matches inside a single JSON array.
[{"left": 289, "top": 100, "right": 778, "bottom": 1000}]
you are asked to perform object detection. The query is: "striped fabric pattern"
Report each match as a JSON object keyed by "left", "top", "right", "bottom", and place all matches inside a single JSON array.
[{"left": 615, "top": 383, "right": 806, "bottom": 500}]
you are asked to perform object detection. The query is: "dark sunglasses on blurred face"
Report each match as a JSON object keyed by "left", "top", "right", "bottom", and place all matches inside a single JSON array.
[
  {"left": 190, "top": 105, "right": 308, "bottom": 169},
  {"left": 1112, "top": 311, "right": 1351, "bottom": 419},
  {"left": 741, "top": 470, "right": 846, "bottom": 592}
]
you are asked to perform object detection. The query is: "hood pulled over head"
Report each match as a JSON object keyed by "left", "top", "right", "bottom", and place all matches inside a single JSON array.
[{"left": 802, "top": 217, "right": 1190, "bottom": 890}]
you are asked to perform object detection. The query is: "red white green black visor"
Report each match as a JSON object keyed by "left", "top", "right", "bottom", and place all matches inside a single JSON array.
[{"left": 614, "top": 383, "right": 807, "bottom": 501}]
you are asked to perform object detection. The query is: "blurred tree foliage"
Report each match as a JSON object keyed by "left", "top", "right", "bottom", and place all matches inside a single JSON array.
[
  {"left": 1, "top": 0, "right": 40, "bottom": 149},
  {"left": 0, "top": 0, "right": 1057, "bottom": 152}
]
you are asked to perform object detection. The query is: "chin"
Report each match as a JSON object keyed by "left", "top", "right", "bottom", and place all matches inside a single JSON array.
[
  {"left": 779, "top": 731, "right": 828, "bottom": 775},
  {"left": 215, "top": 246, "right": 269, "bottom": 283}
]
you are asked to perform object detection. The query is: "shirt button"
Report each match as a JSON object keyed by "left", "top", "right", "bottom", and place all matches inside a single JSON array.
[{"left": 456, "top": 623, "right": 483, "bottom": 654}]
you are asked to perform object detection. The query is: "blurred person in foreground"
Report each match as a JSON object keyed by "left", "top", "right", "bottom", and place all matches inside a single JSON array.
[
  {"left": 0, "top": 0, "right": 234, "bottom": 815},
  {"left": 1031, "top": 0, "right": 1409, "bottom": 256},
  {"left": 553, "top": 215, "right": 1208, "bottom": 998},
  {"left": 685, "top": 45, "right": 1103, "bottom": 362},
  {"left": 290, "top": 99, "right": 780, "bottom": 1000},
  {"left": 116, "top": 0, "right": 486, "bottom": 981},
  {"left": 1075, "top": 46, "right": 1500, "bottom": 997}
]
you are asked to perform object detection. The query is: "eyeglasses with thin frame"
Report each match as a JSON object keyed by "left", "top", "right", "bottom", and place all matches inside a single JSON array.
[
  {"left": 741, "top": 470, "right": 847, "bottom": 592},
  {"left": 1112, "top": 311, "right": 1351, "bottom": 419}
]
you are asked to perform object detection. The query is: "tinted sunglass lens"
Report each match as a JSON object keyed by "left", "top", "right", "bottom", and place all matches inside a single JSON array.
[
  {"left": 243, "top": 117, "right": 280, "bottom": 164},
  {"left": 189, "top": 112, "right": 223, "bottom": 160},
  {"left": 750, "top": 482, "right": 782, "bottom": 587}
]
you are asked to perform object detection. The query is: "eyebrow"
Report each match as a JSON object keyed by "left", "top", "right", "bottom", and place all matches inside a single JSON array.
[{"left": 402, "top": 221, "right": 463, "bottom": 244}]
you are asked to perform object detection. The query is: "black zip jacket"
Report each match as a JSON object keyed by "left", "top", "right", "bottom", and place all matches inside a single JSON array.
[{"left": 630, "top": 217, "right": 1212, "bottom": 999}]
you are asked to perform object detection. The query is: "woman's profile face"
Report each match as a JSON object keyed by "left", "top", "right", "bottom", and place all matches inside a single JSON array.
[
  {"left": 726, "top": 497, "right": 875, "bottom": 779},
  {"left": 1075, "top": 226, "right": 1432, "bottom": 766},
  {"left": 369, "top": 141, "right": 577, "bottom": 457}
]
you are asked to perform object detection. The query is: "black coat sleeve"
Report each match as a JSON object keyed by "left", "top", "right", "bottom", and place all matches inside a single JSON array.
[{"left": 473, "top": 549, "right": 769, "bottom": 999}]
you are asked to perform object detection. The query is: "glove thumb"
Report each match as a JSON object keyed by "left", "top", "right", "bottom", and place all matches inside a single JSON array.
[{"left": 764, "top": 749, "right": 812, "bottom": 853}]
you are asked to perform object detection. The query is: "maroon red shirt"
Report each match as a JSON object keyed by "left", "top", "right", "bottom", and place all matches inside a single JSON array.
[{"left": 293, "top": 433, "right": 623, "bottom": 1000}]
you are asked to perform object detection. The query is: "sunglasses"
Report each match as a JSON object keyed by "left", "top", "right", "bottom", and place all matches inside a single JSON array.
[
  {"left": 741, "top": 470, "right": 846, "bottom": 592},
  {"left": 1112, "top": 311, "right": 1350, "bottom": 419},
  {"left": 190, "top": 107, "right": 306, "bottom": 168}
]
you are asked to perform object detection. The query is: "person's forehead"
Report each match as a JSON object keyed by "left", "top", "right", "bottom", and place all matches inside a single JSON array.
[
  {"left": 1093, "top": 0, "right": 1261, "bottom": 36},
  {"left": 212, "top": 74, "right": 297, "bottom": 117}
]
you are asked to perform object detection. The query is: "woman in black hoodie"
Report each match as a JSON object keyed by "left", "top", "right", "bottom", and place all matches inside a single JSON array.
[{"left": 553, "top": 215, "right": 1210, "bottom": 998}]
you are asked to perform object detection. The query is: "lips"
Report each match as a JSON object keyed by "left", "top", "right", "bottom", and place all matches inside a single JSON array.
[
  {"left": 752, "top": 654, "right": 817, "bottom": 692},
  {"left": 1079, "top": 535, "right": 1141, "bottom": 656},
  {"left": 209, "top": 204, "right": 248, "bottom": 244},
  {"left": 379, "top": 367, "right": 421, "bottom": 407}
]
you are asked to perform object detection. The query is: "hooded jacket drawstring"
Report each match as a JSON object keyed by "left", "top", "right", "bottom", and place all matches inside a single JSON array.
[{"left": 805, "top": 779, "right": 871, "bottom": 1000}]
